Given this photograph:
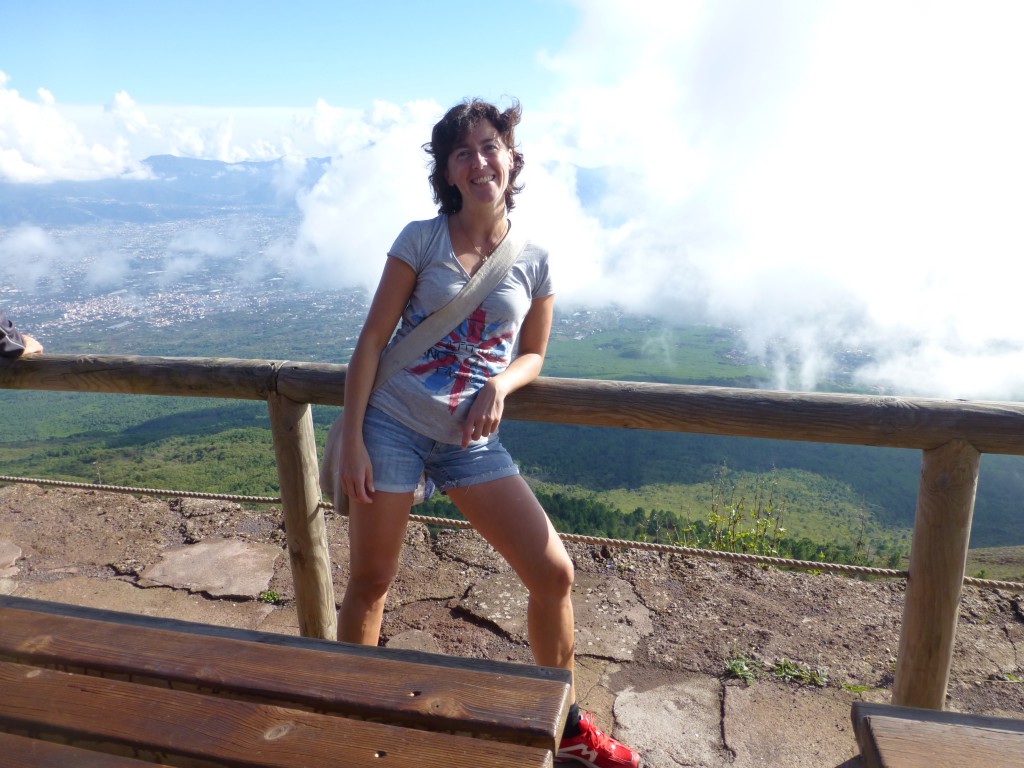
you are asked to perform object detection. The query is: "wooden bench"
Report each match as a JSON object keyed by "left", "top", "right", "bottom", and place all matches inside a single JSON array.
[
  {"left": 851, "top": 701, "right": 1024, "bottom": 768},
  {"left": 0, "top": 595, "right": 572, "bottom": 767}
]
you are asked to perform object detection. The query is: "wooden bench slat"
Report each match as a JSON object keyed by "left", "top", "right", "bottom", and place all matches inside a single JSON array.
[
  {"left": 0, "top": 601, "right": 570, "bottom": 751},
  {"left": 851, "top": 701, "right": 1024, "bottom": 734},
  {"left": 863, "top": 716, "right": 1024, "bottom": 768},
  {"left": 852, "top": 702, "right": 1024, "bottom": 768},
  {"left": 0, "top": 661, "right": 555, "bottom": 768},
  {"left": 0, "top": 732, "right": 173, "bottom": 768},
  {"left": 0, "top": 595, "right": 560, "bottom": 679}
]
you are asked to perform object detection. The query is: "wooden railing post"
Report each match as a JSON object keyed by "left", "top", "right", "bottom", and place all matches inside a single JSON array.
[
  {"left": 267, "top": 394, "right": 337, "bottom": 640},
  {"left": 892, "top": 439, "right": 980, "bottom": 709}
]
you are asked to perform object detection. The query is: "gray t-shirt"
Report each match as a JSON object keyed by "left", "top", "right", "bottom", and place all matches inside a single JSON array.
[{"left": 369, "top": 214, "right": 554, "bottom": 445}]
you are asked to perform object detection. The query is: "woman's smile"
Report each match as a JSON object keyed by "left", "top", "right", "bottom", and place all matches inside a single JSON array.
[{"left": 446, "top": 120, "right": 513, "bottom": 207}]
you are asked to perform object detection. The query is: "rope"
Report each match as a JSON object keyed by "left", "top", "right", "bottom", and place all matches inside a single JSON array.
[
  {"left": 0, "top": 475, "right": 281, "bottom": 504},
  {"left": 2, "top": 474, "right": 1022, "bottom": 592}
]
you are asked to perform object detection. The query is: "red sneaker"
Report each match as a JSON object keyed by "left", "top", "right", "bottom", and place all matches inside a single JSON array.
[{"left": 556, "top": 710, "right": 640, "bottom": 767}]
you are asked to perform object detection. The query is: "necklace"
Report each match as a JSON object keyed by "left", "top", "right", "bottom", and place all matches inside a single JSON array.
[{"left": 458, "top": 216, "right": 509, "bottom": 261}]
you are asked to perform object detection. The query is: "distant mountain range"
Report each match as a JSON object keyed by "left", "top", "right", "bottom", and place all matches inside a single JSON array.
[{"left": 0, "top": 155, "right": 332, "bottom": 227}]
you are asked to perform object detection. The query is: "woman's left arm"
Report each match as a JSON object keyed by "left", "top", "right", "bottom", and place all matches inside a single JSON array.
[{"left": 461, "top": 294, "right": 554, "bottom": 447}]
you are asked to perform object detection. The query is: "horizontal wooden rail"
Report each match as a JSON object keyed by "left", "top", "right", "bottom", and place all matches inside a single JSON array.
[
  {"left": 0, "top": 354, "right": 280, "bottom": 400},
  {"left": 3, "top": 352, "right": 1022, "bottom": 711},
  {"left": 5, "top": 354, "right": 1024, "bottom": 453}
]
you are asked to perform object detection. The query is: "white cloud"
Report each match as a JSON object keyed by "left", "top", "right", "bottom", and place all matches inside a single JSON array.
[
  {"left": 168, "top": 115, "right": 242, "bottom": 162},
  {"left": 0, "top": 73, "right": 359, "bottom": 178},
  {"left": 167, "top": 229, "right": 241, "bottom": 260},
  {"left": 0, "top": 72, "right": 147, "bottom": 182},
  {"left": 0, "top": 226, "right": 65, "bottom": 292},
  {"left": 105, "top": 91, "right": 159, "bottom": 137},
  {"left": 84, "top": 250, "right": 132, "bottom": 291},
  {"left": 516, "top": 0, "right": 1024, "bottom": 400},
  {"left": 283, "top": 99, "right": 442, "bottom": 292}
]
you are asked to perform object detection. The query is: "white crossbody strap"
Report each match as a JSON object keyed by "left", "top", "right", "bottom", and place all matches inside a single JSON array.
[{"left": 372, "top": 225, "right": 526, "bottom": 389}]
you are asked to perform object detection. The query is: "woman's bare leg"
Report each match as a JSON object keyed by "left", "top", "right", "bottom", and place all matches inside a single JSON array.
[
  {"left": 337, "top": 491, "right": 414, "bottom": 645},
  {"left": 447, "top": 475, "right": 576, "bottom": 700}
]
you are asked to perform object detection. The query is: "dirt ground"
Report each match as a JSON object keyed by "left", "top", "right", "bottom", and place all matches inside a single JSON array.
[{"left": 2, "top": 482, "right": 1023, "bottom": 765}]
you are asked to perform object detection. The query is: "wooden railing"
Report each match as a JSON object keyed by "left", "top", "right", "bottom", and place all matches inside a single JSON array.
[{"left": 4, "top": 353, "right": 1024, "bottom": 712}]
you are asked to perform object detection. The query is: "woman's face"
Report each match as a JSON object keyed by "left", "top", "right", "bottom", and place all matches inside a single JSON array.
[{"left": 444, "top": 119, "right": 513, "bottom": 213}]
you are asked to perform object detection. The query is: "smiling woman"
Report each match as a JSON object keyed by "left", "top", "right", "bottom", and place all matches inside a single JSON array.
[
  {"left": 327, "top": 98, "right": 641, "bottom": 768},
  {"left": 429, "top": 100, "right": 525, "bottom": 217},
  {"left": 430, "top": 100, "right": 525, "bottom": 274}
]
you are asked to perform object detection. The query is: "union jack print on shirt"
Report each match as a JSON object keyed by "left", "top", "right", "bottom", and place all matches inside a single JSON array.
[{"left": 409, "top": 307, "right": 513, "bottom": 413}]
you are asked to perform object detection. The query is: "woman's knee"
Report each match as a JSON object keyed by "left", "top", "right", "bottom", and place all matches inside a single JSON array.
[
  {"left": 346, "top": 562, "right": 398, "bottom": 601},
  {"left": 526, "top": 551, "right": 574, "bottom": 599}
]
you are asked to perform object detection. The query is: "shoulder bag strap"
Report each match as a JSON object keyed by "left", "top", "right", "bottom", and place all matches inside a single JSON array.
[{"left": 372, "top": 224, "right": 526, "bottom": 390}]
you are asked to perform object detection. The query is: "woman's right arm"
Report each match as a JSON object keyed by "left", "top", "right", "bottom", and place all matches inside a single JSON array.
[{"left": 341, "top": 255, "right": 418, "bottom": 503}]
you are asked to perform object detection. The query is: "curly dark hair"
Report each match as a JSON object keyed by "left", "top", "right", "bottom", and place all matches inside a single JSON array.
[{"left": 424, "top": 98, "right": 525, "bottom": 215}]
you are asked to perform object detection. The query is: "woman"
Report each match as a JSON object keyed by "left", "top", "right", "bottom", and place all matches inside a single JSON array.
[{"left": 337, "top": 99, "right": 640, "bottom": 768}]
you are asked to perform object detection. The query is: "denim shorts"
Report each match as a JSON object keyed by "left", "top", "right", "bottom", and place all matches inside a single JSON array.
[{"left": 362, "top": 405, "right": 520, "bottom": 494}]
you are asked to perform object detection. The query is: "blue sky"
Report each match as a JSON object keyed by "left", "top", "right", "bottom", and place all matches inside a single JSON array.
[
  {"left": 0, "top": 0, "right": 577, "bottom": 109},
  {"left": 3, "top": 0, "right": 1024, "bottom": 399}
]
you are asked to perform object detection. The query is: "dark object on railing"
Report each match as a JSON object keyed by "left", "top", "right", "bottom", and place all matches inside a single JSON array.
[{"left": 0, "top": 309, "right": 28, "bottom": 358}]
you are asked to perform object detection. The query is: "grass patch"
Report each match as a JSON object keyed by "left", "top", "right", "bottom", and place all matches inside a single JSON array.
[
  {"left": 841, "top": 683, "right": 872, "bottom": 694},
  {"left": 530, "top": 464, "right": 911, "bottom": 568},
  {"left": 724, "top": 654, "right": 763, "bottom": 685},
  {"left": 769, "top": 658, "right": 830, "bottom": 687},
  {"left": 595, "top": 468, "right": 911, "bottom": 554},
  {"left": 965, "top": 546, "right": 1024, "bottom": 583},
  {"left": 544, "top": 323, "right": 769, "bottom": 386},
  {"left": 724, "top": 652, "right": 830, "bottom": 688},
  {"left": 985, "top": 672, "right": 1023, "bottom": 684}
]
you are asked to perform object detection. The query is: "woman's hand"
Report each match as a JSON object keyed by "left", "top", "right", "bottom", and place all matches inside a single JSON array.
[
  {"left": 462, "top": 294, "right": 552, "bottom": 450},
  {"left": 461, "top": 378, "right": 508, "bottom": 448},
  {"left": 341, "top": 437, "right": 376, "bottom": 504},
  {"left": 460, "top": 294, "right": 554, "bottom": 448}
]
